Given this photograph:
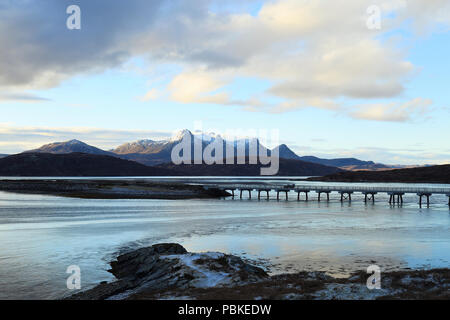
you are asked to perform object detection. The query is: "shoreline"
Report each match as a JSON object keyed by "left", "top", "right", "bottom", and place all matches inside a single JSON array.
[
  {"left": 68, "top": 243, "right": 450, "bottom": 300},
  {"left": 0, "top": 179, "right": 230, "bottom": 200}
]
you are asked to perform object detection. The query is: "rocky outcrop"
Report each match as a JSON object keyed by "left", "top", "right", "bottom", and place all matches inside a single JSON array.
[
  {"left": 68, "top": 243, "right": 450, "bottom": 300},
  {"left": 67, "top": 243, "right": 269, "bottom": 300}
]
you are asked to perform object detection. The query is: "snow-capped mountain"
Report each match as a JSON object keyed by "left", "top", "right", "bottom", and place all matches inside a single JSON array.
[
  {"left": 113, "top": 139, "right": 167, "bottom": 155},
  {"left": 26, "top": 139, "right": 115, "bottom": 156},
  {"left": 110, "top": 130, "right": 273, "bottom": 166},
  {"left": 21, "top": 130, "right": 394, "bottom": 171}
]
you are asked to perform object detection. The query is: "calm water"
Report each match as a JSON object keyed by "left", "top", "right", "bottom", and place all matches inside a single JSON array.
[{"left": 0, "top": 179, "right": 449, "bottom": 299}]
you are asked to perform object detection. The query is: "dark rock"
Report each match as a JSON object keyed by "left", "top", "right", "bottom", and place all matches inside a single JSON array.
[
  {"left": 109, "top": 243, "right": 187, "bottom": 279},
  {"left": 67, "top": 243, "right": 268, "bottom": 300}
]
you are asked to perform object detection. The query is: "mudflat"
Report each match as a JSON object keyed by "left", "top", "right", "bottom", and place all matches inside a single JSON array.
[{"left": 0, "top": 179, "right": 229, "bottom": 199}]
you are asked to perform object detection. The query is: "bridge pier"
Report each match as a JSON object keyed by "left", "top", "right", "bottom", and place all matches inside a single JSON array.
[
  {"left": 239, "top": 189, "right": 252, "bottom": 199},
  {"left": 417, "top": 193, "right": 431, "bottom": 207},
  {"left": 257, "top": 189, "right": 271, "bottom": 200},
  {"left": 317, "top": 191, "right": 330, "bottom": 202},
  {"left": 276, "top": 189, "right": 290, "bottom": 201},
  {"left": 295, "top": 190, "right": 310, "bottom": 201},
  {"left": 339, "top": 191, "right": 353, "bottom": 202},
  {"left": 388, "top": 192, "right": 404, "bottom": 204},
  {"left": 363, "top": 192, "right": 377, "bottom": 203}
]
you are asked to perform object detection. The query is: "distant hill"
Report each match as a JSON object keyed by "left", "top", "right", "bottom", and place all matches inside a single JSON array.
[
  {"left": 298, "top": 156, "right": 376, "bottom": 168},
  {"left": 0, "top": 153, "right": 178, "bottom": 177},
  {"left": 27, "top": 139, "right": 115, "bottom": 156},
  {"left": 308, "top": 164, "right": 450, "bottom": 183},
  {"left": 276, "top": 144, "right": 302, "bottom": 160},
  {"left": 159, "top": 157, "right": 343, "bottom": 176},
  {"left": 272, "top": 145, "right": 396, "bottom": 171}
]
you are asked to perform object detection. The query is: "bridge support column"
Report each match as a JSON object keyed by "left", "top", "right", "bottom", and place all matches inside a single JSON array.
[
  {"left": 389, "top": 193, "right": 404, "bottom": 204},
  {"left": 239, "top": 189, "right": 252, "bottom": 199},
  {"left": 296, "top": 191, "right": 310, "bottom": 201},
  {"left": 363, "top": 192, "right": 376, "bottom": 203},
  {"left": 257, "top": 189, "right": 270, "bottom": 200},
  {"left": 339, "top": 192, "right": 353, "bottom": 202},
  {"left": 317, "top": 192, "right": 330, "bottom": 202},
  {"left": 364, "top": 192, "right": 376, "bottom": 203},
  {"left": 417, "top": 193, "right": 431, "bottom": 207},
  {"left": 276, "top": 190, "right": 289, "bottom": 201}
]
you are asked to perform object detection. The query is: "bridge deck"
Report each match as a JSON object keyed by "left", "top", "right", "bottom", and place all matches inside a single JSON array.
[{"left": 206, "top": 184, "right": 450, "bottom": 195}]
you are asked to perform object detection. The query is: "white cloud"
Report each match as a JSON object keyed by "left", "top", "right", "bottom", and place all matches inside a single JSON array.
[
  {"left": 132, "top": 0, "right": 426, "bottom": 117},
  {"left": 349, "top": 98, "right": 433, "bottom": 122},
  {"left": 140, "top": 88, "right": 160, "bottom": 102},
  {"left": 1, "top": 0, "right": 449, "bottom": 120},
  {"left": 168, "top": 71, "right": 230, "bottom": 104}
]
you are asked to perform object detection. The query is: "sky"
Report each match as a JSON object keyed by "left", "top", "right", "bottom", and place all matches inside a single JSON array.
[{"left": 0, "top": 0, "right": 449, "bottom": 165}]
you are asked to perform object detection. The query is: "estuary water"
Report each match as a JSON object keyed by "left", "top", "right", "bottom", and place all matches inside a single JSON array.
[{"left": 0, "top": 178, "right": 449, "bottom": 299}]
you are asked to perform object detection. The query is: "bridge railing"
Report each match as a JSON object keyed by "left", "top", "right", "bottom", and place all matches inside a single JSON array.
[
  {"left": 297, "top": 185, "right": 450, "bottom": 194},
  {"left": 205, "top": 183, "right": 450, "bottom": 194}
]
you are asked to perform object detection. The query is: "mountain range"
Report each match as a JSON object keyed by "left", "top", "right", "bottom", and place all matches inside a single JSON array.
[
  {"left": 275, "top": 144, "right": 392, "bottom": 170},
  {"left": 0, "top": 129, "right": 419, "bottom": 177},
  {"left": 22, "top": 129, "right": 397, "bottom": 171}
]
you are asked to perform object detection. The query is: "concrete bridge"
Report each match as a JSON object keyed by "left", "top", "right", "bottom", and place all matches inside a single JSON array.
[{"left": 203, "top": 183, "right": 450, "bottom": 207}]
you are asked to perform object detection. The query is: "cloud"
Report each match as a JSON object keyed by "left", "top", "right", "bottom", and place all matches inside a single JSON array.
[
  {"left": 0, "top": 0, "right": 449, "bottom": 118},
  {"left": 348, "top": 98, "right": 433, "bottom": 122},
  {"left": 0, "top": 0, "right": 167, "bottom": 91},
  {"left": 140, "top": 88, "right": 160, "bottom": 102},
  {"left": 0, "top": 92, "right": 50, "bottom": 103},
  {"left": 132, "top": 0, "right": 427, "bottom": 115},
  {"left": 383, "top": 0, "right": 450, "bottom": 33},
  {"left": 168, "top": 71, "right": 230, "bottom": 104}
]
